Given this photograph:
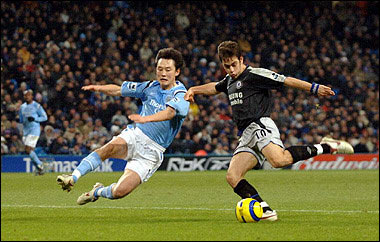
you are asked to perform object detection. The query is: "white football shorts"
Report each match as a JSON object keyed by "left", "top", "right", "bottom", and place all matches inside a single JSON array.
[
  {"left": 115, "top": 126, "right": 165, "bottom": 183},
  {"left": 234, "top": 117, "right": 283, "bottom": 170},
  {"left": 22, "top": 135, "right": 40, "bottom": 148}
]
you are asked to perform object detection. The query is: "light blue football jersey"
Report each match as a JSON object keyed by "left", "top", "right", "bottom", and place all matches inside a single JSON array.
[
  {"left": 19, "top": 101, "right": 48, "bottom": 136},
  {"left": 121, "top": 80, "right": 189, "bottom": 148}
]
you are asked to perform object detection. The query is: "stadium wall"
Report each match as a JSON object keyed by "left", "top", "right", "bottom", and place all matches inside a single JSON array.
[{"left": 1, "top": 154, "right": 378, "bottom": 173}]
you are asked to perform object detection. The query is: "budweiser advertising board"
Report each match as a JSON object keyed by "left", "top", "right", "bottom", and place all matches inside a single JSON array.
[{"left": 291, "top": 154, "right": 379, "bottom": 170}]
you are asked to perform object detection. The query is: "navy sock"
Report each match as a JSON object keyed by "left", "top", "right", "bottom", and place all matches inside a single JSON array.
[
  {"left": 233, "top": 179, "right": 273, "bottom": 212},
  {"left": 233, "top": 179, "right": 263, "bottom": 202},
  {"left": 286, "top": 145, "right": 318, "bottom": 164}
]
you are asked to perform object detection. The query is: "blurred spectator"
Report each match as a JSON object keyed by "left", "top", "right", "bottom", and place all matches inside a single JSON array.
[
  {"left": 176, "top": 10, "right": 190, "bottom": 30},
  {"left": 10, "top": 134, "right": 23, "bottom": 152},
  {"left": 180, "top": 132, "right": 195, "bottom": 154},
  {"left": 111, "top": 110, "right": 129, "bottom": 126},
  {"left": 204, "top": 143, "right": 214, "bottom": 155},
  {"left": 94, "top": 119, "right": 109, "bottom": 138},
  {"left": 49, "top": 136, "right": 70, "bottom": 154},
  {"left": 354, "top": 137, "right": 370, "bottom": 153},
  {"left": 167, "top": 132, "right": 183, "bottom": 154},
  {"left": 139, "top": 41, "right": 153, "bottom": 62},
  {"left": 190, "top": 135, "right": 204, "bottom": 154},
  {"left": 38, "top": 125, "right": 55, "bottom": 147},
  {"left": 1, "top": 136, "right": 9, "bottom": 154},
  {"left": 9, "top": 144, "right": 20, "bottom": 155},
  {"left": 214, "top": 143, "right": 229, "bottom": 155},
  {"left": 80, "top": 119, "right": 94, "bottom": 140},
  {"left": 1, "top": 114, "right": 11, "bottom": 130},
  {"left": 70, "top": 144, "right": 85, "bottom": 155},
  {"left": 63, "top": 124, "right": 77, "bottom": 144}
]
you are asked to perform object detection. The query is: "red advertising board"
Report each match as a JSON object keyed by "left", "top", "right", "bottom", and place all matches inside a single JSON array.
[{"left": 291, "top": 154, "right": 379, "bottom": 170}]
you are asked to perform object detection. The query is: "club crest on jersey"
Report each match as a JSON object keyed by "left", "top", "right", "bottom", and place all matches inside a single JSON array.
[
  {"left": 236, "top": 81, "right": 242, "bottom": 89},
  {"left": 128, "top": 82, "right": 137, "bottom": 91}
]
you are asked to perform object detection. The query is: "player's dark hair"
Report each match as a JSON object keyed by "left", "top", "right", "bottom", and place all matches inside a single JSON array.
[
  {"left": 155, "top": 48, "right": 184, "bottom": 70},
  {"left": 218, "top": 41, "right": 242, "bottom": 62}
]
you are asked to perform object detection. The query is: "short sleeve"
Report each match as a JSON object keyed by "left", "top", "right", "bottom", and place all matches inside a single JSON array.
[
  {"left": 121, "top": 81, "right": 152, "bottom": 99},
  {"left": 249, "top": 68, "right": 286, "bottom": 90},
  {"left": 166, "top": 92, "right": 189, "bottom": 117},
  {"left": 215, "top": 76, "right": 228, "bottom": 94}
]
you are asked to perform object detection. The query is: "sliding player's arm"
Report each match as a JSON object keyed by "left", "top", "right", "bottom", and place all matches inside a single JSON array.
[
  {"left": 130, "top": 91, "right": 189, "bottom": 124},
  {"left": 129, "top": 107, "right": 176, "bottom": 124},
  {"left": 81, "top": 84, "right": 121, "bottom": 96}
]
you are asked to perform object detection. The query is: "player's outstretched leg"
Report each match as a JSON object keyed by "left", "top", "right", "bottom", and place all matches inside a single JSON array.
[
  {"left": 57, "top": 138, "right": 128, "bottom": 192},
  {"left": 56, "top": 151, "right": 103, "bottom": 192},
  {"left": 77, "top": 182, "right": 105, "bottom": 205},
  {"left": 320, "top": 136, "right": 354, "bottom": 154}
]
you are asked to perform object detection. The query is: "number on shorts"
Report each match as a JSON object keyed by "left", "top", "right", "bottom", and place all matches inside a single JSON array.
[{"left": 255, "top": 129, "right": 267, "bottom": 140}]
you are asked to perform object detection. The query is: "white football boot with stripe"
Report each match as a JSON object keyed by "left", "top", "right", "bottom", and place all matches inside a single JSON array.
[
  {"left": 77, "top": 182, "right": 104, "bottom": 205},
  {"left": 260, "top": 202, "right": 278, "bottom": 221},
  {"left": 320, "top": 137, "right": 354, "bottom": 154}
]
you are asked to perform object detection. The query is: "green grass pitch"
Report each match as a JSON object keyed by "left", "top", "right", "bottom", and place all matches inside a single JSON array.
[{"left": 1, "top": 169, "right": 379, "bottom": 241}]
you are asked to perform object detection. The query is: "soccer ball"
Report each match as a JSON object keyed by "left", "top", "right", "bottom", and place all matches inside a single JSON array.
[{"left": 235, "top": 198, "right": 263, "bottom": 223}]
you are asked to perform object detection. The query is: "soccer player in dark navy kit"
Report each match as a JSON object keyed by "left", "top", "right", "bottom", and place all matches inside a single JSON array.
[{"left": 185, "top": 41, "right": 353, "bottom": 221}]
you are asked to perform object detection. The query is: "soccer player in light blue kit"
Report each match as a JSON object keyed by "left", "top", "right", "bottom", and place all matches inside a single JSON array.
[
  {"left": 19, "top": 89, "right": 48, "bottom": 175},
  {"left": 57, "top": 48, "right": 190, "bottom": 205}
]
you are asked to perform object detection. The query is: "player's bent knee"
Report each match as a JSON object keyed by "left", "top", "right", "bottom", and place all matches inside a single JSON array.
[
  {"left": 226, "top": 172, "right": 240, "bottom": 187},
  {"left": 267, "top": 158, "right": 287, "bottom": 168},
  {"left": 271, "top": 161, "right": 283, "bottom": 168},
  {"left": 96, "top": 143, "right": 117, "bottom": 160}
]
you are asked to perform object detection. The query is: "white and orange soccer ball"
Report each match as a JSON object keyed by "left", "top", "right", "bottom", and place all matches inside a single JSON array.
[{"left": 235, "top": 198, "right": 263, "bottom": 223}]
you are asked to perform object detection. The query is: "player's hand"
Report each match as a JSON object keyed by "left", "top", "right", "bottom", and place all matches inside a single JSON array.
[
  {"left": 128, "top": 114, "right": 147, "bottom": 124},
  {"left": 27, "top": 117, "right": 35, "bottom": 122},
  {"left": 184, "top": 89, "right": 195, "bottom": 103},
  {"left": 318, "top": 85, "right": 335, "bottom": 97},
  {"left": 81, "top": 85, "right": 99, "bottom": 92}
]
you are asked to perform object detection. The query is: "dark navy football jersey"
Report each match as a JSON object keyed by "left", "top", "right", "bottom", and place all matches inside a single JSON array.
[{"left": 215, "top": 66, "right": 286, "bottom": 131}]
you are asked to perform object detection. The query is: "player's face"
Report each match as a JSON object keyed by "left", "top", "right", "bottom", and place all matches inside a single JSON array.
[
  {"left": 24, "top": 92, "right": 33, "bottom": 103},
  {"left": 156, "top": 58, "right": 180, "bottom": 90},
  {"left": 222, "top": 56, "right": 244, "bottom": 79}
]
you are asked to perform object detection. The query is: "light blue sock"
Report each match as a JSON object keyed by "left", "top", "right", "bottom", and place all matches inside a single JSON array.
[
  {"left": 29, "top": 150, "right": 42, "bottom": 168},
  {"left": 72, "top": 151, "right": 102, "bottom": 183},
  {"left": 94, "top": 183, "right": 116, "bottom": 200}
]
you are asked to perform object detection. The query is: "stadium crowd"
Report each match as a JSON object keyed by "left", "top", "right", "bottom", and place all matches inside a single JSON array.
[{"left": 1, "top": 1, "right": 379, "bottom": 156}]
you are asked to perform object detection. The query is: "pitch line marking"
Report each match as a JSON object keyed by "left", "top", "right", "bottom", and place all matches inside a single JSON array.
[{"left": 1, "top": 204, "right": 379, "bottom": 214}]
